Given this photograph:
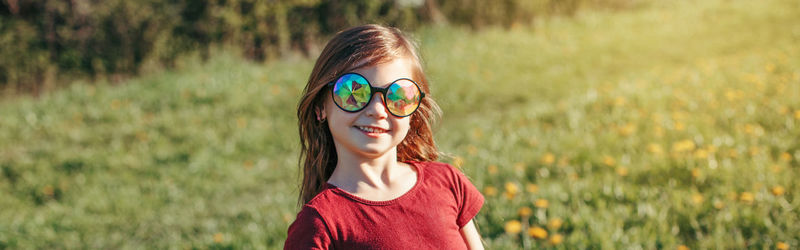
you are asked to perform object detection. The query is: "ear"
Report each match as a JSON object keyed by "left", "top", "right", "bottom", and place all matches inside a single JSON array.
[{"left": 315, "top": 106, "right": 326, "bottom": 121}]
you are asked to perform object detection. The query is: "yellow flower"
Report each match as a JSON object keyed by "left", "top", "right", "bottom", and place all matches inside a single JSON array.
[
  {"left": 452, "top": 156, "right": 464, "bottom": 168},
  {"left": 777, "top": 242, "right": 789, "bottom": 250},
  {"left": 795, "top": 110, "right": 800, "bottom": 119},
  {"left": 518, "top": 207, "right": 533, "bottom": 217},
  {"left": 467, "top": 145, "right": 478, "bottom": 156},
  {"left": 513, "top": 162, "right": 526, "bottom": 172},
  {"left": 549, "top": 233, "right": 564, "bottom": 245},
  {"left": 213, "top": 233, "right": 224, "bottom": 243},
  {"left": 535, "top": 199, "right": 549, "bottom": 209},
  {"left": 677, "top": 245, "right": 689, "bottom": 250},
  {"left": 528, "top": 226, "right": 548, "bottom": 239},
  {"left": 487, "top": 165, "right": 498, "bottom": 175},
  {"left": 616, "top": 167, "right": 629, "bottom": 177},
  {"left": 541, "top": 153, "right": 555, "bottom": 165},
  {"left": 647, "top": 143, "right": 663, "bottom": 155},
  {"left": 672, "top": 140, "right": 696, "bottom": 153},
  {"left": 558, "top": 157, "right": 570, "bottom": 167},
  {"left": 739, "top": 192, "right": 755, "bottom": 204},
  {"left": 526, "top": 183, "right": 539, "bottom": 193},
  {"left": 483, "top": 186, "right": 498, "bottom": 197},
  {"left": 547, "top": 218, "right": 563, "bottom": 230},
  {"left": 42, "top": 185, "right": 55, "bottom": 197},
  {"left": 780, "top": 152, "right": 792, "bottom": 162},
  {"left": 505, "top": 182, "right": 519, "bottom": 195},
  {"left": 618, "top": 123, "right": 636, "bottom": 137},
  {"left": 602, "top": 155, "right": 616, "bottom": 167},
  {"left": 691, "top": 193, "right": 704, "bottom": 205},
  {"left": 694, "top": 149, "right": 708, "bottom": 159},
  {"left": 504, "top": 220, "right": 522, "bottom": 234},
  {"left": 771, "top": 186, "right": 786, "bottom": 196},
  {"left": 713, "top": 201, "right": 725, "bottom": 209},
  {"left": 691, "top": 168, "right": 700, "bottom": 178}
]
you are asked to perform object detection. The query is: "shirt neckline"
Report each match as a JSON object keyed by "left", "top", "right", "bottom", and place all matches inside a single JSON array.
[{"left": 325, "top": 161, "right": 423, "bottom": 206}]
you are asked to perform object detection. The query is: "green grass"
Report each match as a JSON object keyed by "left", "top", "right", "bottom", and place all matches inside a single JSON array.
[{"left": 2, "top": 0, "right": 800, "bottom": 248}]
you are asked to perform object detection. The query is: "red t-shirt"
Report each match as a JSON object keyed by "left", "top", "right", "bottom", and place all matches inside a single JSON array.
[{"left": 284, "top": 161, "right": 484, "bottom": 249}]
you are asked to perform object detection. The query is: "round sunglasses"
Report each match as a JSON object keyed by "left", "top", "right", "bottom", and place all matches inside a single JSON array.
[{"left": 327, "top": 73, "right": 425, "bottom": 117}]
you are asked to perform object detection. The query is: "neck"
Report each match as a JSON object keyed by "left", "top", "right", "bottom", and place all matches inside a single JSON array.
[{"left": 327, "top": 147, "right": 404, "bottom": 191}]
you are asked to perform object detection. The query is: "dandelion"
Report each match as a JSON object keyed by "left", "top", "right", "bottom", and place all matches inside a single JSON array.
[
  {"left": 647, "top": 143, "right": 663, "bottom": 155},
  {"left": 236, "top": 117, "right": 247, "bottom": 128},
  {"left": 452, "top": 156, "right": 464, "bottom": 168},
  {"left": 654, "top": 126, "right": 665, "bottom": 138},
  {"left": 558, "top": 157, "right": 569, "bottom": 167},
  {"left": 739, "top": 192, "right": 754, "bottom": 204},
  {"left": 488, "top": 165, "right": 498, "bottom": 175},
  {"left": 110, "top": 99, "right": 121, "bottom": 110},
  {"left": 614, "top": 96, "right": 627, "bottom": 107},
  {"left": 602, "top": 155, "right": 616, "bottom": 166},
  {"left": 618, "top": 123, "right": 636, "bottom": 136},
  {"left": 691, "top": 193, "right": 704, "bottom": 205},
  {"left": 535, "top": 199, "right": 549, "bottom": 209},
  {"left": 528, "top": 226, "right": 548, "bottom": 239},
  {"left": 795, "top": 110, "right": 800, "bottom": 120},
  {"left": 213, "top": 233, "right": 224, "bottom": 243},
  {"left": 549, "top": 233, "right": 564, "bottom": 245},
  {"left": 771, "top": 186, "right": 785, "bottom": 196},
  {"left": 672, "top": 140, "right": 696, "bottom": 153},
  {"left": 677, "top": 245, "right": 689, "bottom": 250},
  {"left": 694, "top": 149, "right": 708, "bottom": 159},
  {"left": 547, "top": 218, "right": 563, "bottom": 230},
  {"left": 472, "top": 127, "right": 483, "bottom": 139},
  {"left": 518, "top": 207, "right": 533, "bottom": 217},
  {"left": 484, "top": 186, "right": 498, "bottom": 197},
  {"left": 526, "top": 183, "right": 539, "bottom": 193},
  {"left": 505, "top": 182, "right": 520, "bottom": 195},
  {"left": 505, "top": 220, "right": 522, "bottom": 234},
  {"left": 749, "top": 146, "right": 760, "bottom": 157},
  {"left": 616, "top": 167, "right": 629, "bottom": 177},
  {"left": 777, "top": 242, "right": 789, "bottom": 250},
  {"left": 513, "top": 162, "right": 525, "bottom": 172},
  {"left": 541, "top": 153, "right": 555, "bottom": 165},
  {"left": 467, "top": 145, "right": 478, "bottom": 156},
  {"left": 691, "top": 168, "right": 700, "bottom": 178},
  {"left": 713, "top": 200, "right": 725, "bottom": 209},
  {"left": 42, "top": 185, "right": 55, "bottom": 197},
  {"left": 779, "top": 152, "right": 792, "bottom": 162},
  {"left": 765, "top": 63, "right": 776, "bottom": 73}
]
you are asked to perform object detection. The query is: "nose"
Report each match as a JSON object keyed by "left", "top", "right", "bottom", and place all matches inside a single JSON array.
[{"left": 364, "top": 93, "right": 388, "bottom": 119}]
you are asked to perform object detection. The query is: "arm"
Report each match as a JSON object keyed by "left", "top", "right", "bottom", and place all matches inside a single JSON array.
[{"left": 459, "top": 219, "right": 484, "bottom": 250}]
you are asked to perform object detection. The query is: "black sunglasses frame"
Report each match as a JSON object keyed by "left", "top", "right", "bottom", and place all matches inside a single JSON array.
[{"left": 327, "top": 72, "right": 426, "bottom": 117}]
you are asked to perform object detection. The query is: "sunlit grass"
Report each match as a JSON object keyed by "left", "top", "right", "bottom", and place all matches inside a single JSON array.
[{"left": 1, "top": 0, "right": 799, "bottom": 248}]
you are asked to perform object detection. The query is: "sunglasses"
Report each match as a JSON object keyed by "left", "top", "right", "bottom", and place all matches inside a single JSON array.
[{"left": 328, "top": 73, "right": 425, "bottom": 117}]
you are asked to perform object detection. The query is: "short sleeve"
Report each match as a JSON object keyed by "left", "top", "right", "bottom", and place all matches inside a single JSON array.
[
  {"left": 453, "top": 167, "right": 485, "bottom": 228},
  {"left": 284, "top": 206, "right": 333, "bottom": 250}
]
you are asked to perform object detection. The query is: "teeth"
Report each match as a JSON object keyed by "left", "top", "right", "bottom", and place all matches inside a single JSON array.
[{"left": 357, "top": 126, "right": 388, "bottom": 133}]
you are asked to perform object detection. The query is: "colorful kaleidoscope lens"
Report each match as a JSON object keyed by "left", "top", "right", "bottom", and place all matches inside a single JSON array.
[
  {"left": 332, "top": 73, "right": 371, "bottom": 111},
  {"left": 386, "top": 79, "right": 422, "bottom": 116}
]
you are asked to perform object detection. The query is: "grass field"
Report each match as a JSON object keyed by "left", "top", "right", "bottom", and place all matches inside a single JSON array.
[{"left": 2, "top": 0, "right": 800, "bottom": 248}]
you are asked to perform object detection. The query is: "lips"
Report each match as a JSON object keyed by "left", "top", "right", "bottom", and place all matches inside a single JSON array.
[{"left": 355, "top": 125, "right": 389, "bottom": 134}]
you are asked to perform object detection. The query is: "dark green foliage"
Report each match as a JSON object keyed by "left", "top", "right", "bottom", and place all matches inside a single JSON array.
[{"left": 0, "top": 0, "right": 641, "bottom": 95}]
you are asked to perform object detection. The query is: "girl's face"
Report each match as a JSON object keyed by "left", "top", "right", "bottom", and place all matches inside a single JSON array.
[{"left": 321, "top": 57, "right": 415, "bottom": 159}]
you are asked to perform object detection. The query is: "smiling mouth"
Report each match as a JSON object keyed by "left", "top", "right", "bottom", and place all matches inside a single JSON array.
[{"left": 355, "top": 126, "right": 389, "bottom": 134}]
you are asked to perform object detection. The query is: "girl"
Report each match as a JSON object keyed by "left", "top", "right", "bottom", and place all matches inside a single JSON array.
[{"left": 286, "top": 24, "right": 484, "bottom": 249}]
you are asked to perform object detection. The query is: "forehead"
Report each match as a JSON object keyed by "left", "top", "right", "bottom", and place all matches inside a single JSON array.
[{"left": 351, "top": 57, "right": 414, "bottom": 87}]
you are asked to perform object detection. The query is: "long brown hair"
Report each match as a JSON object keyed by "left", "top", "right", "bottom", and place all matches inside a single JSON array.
[{"left": 296, "top": 24, "right": 441, "bottom": 205}]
